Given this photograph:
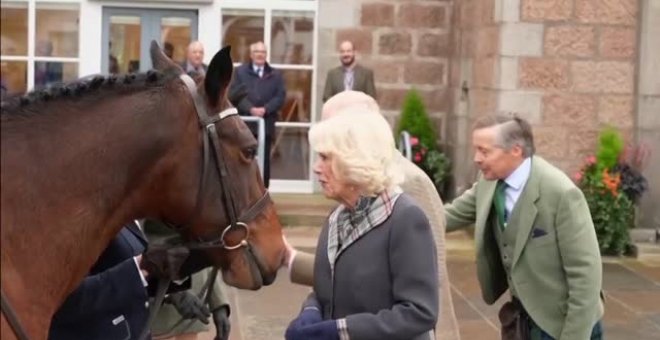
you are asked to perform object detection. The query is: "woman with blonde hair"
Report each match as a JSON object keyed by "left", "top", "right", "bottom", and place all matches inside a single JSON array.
[{"left": 285, "top": 109, "right": 439, "bottom": 340}]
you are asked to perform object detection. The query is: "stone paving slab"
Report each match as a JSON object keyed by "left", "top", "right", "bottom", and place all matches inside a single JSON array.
[{"left": 191, "top": 228, "right": 660, "bottom": 340}]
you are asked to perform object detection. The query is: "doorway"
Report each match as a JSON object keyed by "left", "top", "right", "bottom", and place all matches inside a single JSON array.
[{"left": 101, "top": 8, "right": 198, "bottom": 74}]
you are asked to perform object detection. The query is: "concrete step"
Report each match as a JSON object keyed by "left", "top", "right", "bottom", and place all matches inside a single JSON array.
[
  {"left": 633, "top": 242, "right": 660, "bottom": 261},
  {"left": 272, "top": 193, "right": 336, "bottom": 228}
]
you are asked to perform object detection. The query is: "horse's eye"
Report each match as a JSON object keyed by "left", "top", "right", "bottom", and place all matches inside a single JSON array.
[{"left": 242, "top": 147, "right": 257, "bottom": 160}]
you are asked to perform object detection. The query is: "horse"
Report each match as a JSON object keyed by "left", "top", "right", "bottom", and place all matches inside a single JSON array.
[{"left": 0, "top": 42, "right": 285, "bottom": 339}]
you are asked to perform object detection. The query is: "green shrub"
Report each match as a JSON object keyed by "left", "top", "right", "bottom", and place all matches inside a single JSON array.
[
  {"left": 395, "top": 90, "right": 437, "bottom": 149},
  {"left": 596, "top": 126, "right": 624, "bottom": 169},
  {"left": 395, "top": 89, "right": 450, "bottom": 194}
]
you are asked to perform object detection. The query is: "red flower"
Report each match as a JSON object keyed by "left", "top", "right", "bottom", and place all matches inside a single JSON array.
[
  {"left": 410, "top": 136, "right": 419, "bottom": 146},
  {"left": 573, "top": 171, "right": 583, "bottom": 182},
  {"left": 414, "top": 152, "right": 423, "bottom": 163},
  {"left": 586, "top": 155, "right": 596, "bottom": 165}
]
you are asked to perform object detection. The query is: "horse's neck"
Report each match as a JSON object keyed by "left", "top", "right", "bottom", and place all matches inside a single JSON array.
[{"left": 0, "top": 94, "right": 190, "bottom": 320}]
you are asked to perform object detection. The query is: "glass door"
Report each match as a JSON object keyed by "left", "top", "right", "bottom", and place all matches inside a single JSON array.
[
  {"left": 101, "top": 8, "right": 198, "bottom": 74},
  {"left": 221, "top": 4, "right": 317, "bottom": 193}
]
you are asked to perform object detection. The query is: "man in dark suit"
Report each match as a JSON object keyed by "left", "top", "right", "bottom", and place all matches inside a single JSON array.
[
  {"left": 48, "top": 221, "right": 203, "bottom": 340},
  {"left": 181, "top": 41, "right": 208, "bottom": 76},
  {"left": 229, "top": 41, "right": 286, "bottom": 188},
  {"left": 322, "top": 40, "right": 376, "bottom": 102}
]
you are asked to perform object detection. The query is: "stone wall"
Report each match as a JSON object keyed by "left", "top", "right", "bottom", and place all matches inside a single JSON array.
[
  {"left": 636, "top": 0, "right": 660, "bottom": 230},
  {"left": 447, "top": 0, "right": 641, "bottom": 197},
  {"left": 446, "top": 0, "right": 500, "bottom": 195},
  {"left": 316, "top": 0, "right": 452, "bottom": 133}
]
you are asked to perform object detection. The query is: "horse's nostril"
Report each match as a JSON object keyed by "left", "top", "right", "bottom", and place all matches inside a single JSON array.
[{"left": 262, "top": 270, "right": 277, "bottom": 286}]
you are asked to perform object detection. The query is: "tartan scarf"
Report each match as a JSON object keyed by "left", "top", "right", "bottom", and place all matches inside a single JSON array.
[{"left": 326, "top": 186, "right": 403, "bottom": 274}]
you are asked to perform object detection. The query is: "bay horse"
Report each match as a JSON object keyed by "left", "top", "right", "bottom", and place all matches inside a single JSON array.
[{"left": 0, "top": 42, "right": 285, "bottom": 339}]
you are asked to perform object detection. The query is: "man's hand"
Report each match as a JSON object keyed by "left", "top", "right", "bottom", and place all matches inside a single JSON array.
[
  {"left": 212, "top": 306, "right": 231, "bottom": 340},
  {"left": 249, "top": 107, "right": 266, "bottom": 117},
  {"left": 135, "top": 255, "right": 149, "bottom": 278},
  {"left": 166, "top": 291, "right": 210, "bottom": 324}
]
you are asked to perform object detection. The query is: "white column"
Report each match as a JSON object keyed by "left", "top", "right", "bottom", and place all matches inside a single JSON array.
[{"left": 79, "top": 1, "right": 103, "bottom": 77}]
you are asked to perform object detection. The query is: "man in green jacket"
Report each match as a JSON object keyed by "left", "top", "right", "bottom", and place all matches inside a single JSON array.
[{"left": 445, "top": 115, "right": 604, "bottom": 340}]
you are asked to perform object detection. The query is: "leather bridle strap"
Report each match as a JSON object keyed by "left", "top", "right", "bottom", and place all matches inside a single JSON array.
[{"left": 1, "top": 288, "right": 30, "bottom": 340}]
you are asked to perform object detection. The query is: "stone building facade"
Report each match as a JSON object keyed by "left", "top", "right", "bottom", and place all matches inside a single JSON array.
[{"left": 316, "top": 0, "right": 659, "bottom": 230}]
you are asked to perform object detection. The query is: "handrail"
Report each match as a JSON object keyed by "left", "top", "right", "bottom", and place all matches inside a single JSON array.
[
  {"left": 398, "top": 131, "right": 413, "bottom": 161},
  {"left": 238, "top": 116, "right": 265, "bottom": 179}
]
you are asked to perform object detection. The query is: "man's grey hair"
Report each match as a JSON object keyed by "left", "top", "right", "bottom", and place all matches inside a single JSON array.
[{"left": 473, "top": 114, "right": 535, "bottom": 157}]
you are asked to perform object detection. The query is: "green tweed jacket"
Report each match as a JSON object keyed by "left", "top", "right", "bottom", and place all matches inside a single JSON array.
[{"left": 445, "top": 156, "right": 604, "bottom": 340}]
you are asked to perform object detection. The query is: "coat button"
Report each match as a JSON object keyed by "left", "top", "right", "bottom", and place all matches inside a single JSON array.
[{"left": 145, "top": 301, "right": 149, "bottom": 309}]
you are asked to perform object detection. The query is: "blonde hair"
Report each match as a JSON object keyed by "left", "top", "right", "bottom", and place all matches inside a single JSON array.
[{"left": 309, "top": 108, "right": 403, "bottom": 196}]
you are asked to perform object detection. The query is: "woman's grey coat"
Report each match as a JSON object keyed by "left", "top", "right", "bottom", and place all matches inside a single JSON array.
[{"left": 303, "top": 194, "right": 439, "bottom": 340}]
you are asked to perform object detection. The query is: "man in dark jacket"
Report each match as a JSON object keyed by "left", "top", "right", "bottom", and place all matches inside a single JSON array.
[
  {"left": 48, "top": 221, "right": 151, "bottom": 339},
  {"left": 229, "top": 41, "right": 286, "bottom": 188},
  {"left": 48, "top": 221, "right": 202, "bottom": 340}
]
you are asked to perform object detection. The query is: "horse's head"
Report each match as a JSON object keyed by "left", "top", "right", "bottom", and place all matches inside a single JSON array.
[{"left": 148, "top": 41, "right": 284, "bottom": 290}]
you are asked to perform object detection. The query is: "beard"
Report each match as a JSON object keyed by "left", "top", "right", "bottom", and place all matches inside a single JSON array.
[{"left": 341, "top": 55, "right": 355, "bottom": 67}]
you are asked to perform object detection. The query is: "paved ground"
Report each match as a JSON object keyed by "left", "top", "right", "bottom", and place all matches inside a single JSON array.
[{"left": 188, "top": 228, "right": 660, "bottom": 340}]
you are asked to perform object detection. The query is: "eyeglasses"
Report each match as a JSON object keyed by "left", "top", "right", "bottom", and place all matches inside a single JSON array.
[{"left": 252, "top": 50, "right": 266, "bottom": 54}]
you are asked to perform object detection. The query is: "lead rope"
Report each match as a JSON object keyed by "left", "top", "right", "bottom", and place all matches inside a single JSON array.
[
  {"left": 151, "top": 268, "right": 219, "bottom": 340},
  {"left": 1, "top": 288, "right": 31, "bottom": 340}
]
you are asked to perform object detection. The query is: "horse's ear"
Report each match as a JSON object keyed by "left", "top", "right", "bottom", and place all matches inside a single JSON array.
[
  {"left": 204, "top": 45, "right": 233, "bottom": 109},
  {"left": 149, "top": 40, "right": 182, "bottom": 75}
]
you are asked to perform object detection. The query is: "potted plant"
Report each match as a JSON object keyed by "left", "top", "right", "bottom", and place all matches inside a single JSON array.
[{"left": 574, "top": 127, "right": 650, "bottom": 256}]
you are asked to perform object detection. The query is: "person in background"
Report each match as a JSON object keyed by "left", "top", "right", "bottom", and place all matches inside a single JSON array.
[
  {"left": 181, "top": 41, "right": 207, "bottom": 77},
  {"left": 34, "top": 41, "right": 63, "bottom": 89},
  {"left": 322, "top": 40, "right": 376, "bottom": 102},
  {"left": 445, "top": 114, "right": 604, "bottom": 340},
  {"left": 282, "top": 90, "right": 461, "bottom": 339},
  {"left": 284, "top": 104, "right": 438, "bottom": 340},
  {"left": 228, "top": 41, "right": 286, "bottom": 188}
]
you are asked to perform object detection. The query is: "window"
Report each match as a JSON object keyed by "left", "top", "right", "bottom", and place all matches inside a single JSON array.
[
  {"left": 0, "top": 0, "right": 80, "bottom": 97},
  {"left": 220, "top": 1, "right": 317, "bottom": 188}
]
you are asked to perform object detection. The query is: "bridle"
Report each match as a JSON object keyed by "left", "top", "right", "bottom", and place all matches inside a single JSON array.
[
  {"left": 174, "top": 73, "right": 271, "bottom": 252},
  {"left": 1, "top": 73, "right": 273, "bottom": 340},
  {"left": 138, "top": 74, "right": 273, "bottom": 340}
]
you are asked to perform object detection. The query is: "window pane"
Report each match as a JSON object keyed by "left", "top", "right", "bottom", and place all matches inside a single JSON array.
[
  {"left": 279, "top": 69, "right": 312, "bottom": 123},
  {"left": 34, "top": 62, "right": 77, "bottom": 89},
  {"left": 271, "top": 11, "right": 314, "bottom": 65},
  {"left": 161, "top": 17, "right": 192, "bottom": 64},
  {"left": 109, "top": 16, "right": 142, "bottom": 74},
  {"left": 271, "top": 126, "right": 310, "bottom": 180},
  {"left": 36, "top": 3, "right": 80, "bottom": 58},
  {"left": 1, "top": 60, "right": 27, "bottom": 97},
  {"left": 222, "top": 9, "right": 264, "bottom": 63},
  {"left": 1, "top": 2, "right": 28, "bottom": 56}
]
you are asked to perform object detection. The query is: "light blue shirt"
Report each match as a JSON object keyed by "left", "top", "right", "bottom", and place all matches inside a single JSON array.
[
  {"left": 253, "top": 65, "right": 263, "bottom": 77},
  {"left": 501, "top": 157, "right": 532, "bottom": 222}
]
